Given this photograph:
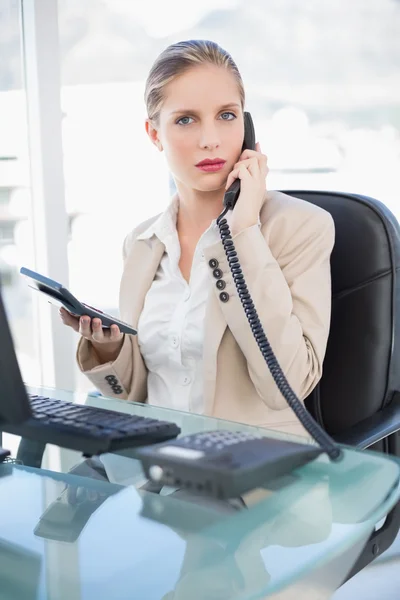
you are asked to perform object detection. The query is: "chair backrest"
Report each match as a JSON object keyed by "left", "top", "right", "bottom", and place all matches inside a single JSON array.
[{"left": 282, "top": 191, "right": 400, "bottom": 435}]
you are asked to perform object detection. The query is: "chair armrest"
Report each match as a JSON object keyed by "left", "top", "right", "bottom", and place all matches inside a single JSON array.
[{"left": 333, "top": 395, "right": 400, "bottom": 449}]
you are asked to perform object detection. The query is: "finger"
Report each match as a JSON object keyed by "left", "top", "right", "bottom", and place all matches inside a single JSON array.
[
  {"left": 225, "top": 168, "right": 239, "bottom": 190},
  {"left": 256, "top": 141, "right": 261, "bottom": 152},
  {"left": 109, "top": 324, "right": 122, "bottom": 342},
  {"left": 238, "top": 150, "right": 268, "bottom": 173},
  {"left": 59, "top": 307, "right": 75, "bottom": 322},
  {"left": 79, "top": 316, "right": 93, "bottom": 339},
  {"left": 233, "top": 157, "right": 260, "bottom": 171},
  {"left": 233, "top": 158, "right": 251, "bottom": 170},
  {"left": 232, "top": 158, "right": 260, "bottom": 181},
  {"left": 246, "top": 157, "right": 261, "bottom": 178},
  {"left": 239, "top": 147, "right": 261, "bottom": 161},
  {"left": 91, "top": 318, "right": 105, "bottom": 342},
  {"left": 59, "top": 307, "right": 80, "bottom": 332},
  {"left": 255, "top": 153, "right": 268, "bottom": 176},
  {"left": 225, "top": 164, "right": 251, "bottom": 190},
  {"left": 235, "top": 154, "right": 267, "bottom": 171}
]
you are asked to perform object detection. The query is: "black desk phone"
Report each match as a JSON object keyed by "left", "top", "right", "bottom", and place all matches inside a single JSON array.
[{"left": 137, "top": 430, "right": 322, "bottom": 499}]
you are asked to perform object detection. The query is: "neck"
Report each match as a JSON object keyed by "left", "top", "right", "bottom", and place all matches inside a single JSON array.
[{"left": 175, "top": 183, "right": 225, "bottom": 237}]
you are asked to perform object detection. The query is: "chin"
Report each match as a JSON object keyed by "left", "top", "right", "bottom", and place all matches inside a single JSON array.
[
  {"left": 174, "top": 172, "right": 226, "bottom": 195},
  {"left": 195, "top": 179, "right": 226, "bottom": 193},
  {"left": 197, "top": 187, "right": 225, "bottom": 195}
]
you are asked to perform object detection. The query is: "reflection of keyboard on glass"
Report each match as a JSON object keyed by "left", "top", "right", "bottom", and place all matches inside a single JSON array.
[{"left": 28, "top": 394, "right": 181, "bottom": 454}]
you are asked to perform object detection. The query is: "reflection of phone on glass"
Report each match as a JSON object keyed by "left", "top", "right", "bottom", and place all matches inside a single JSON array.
[
  {"left": 33, "top": 485, "right": 117, "bottom": 543},
  {"left": 223, "top": 112, "right": 256, "bottom": 210},
  {"left": 34, "top": 461, "right": 119, "bottom": 543}
]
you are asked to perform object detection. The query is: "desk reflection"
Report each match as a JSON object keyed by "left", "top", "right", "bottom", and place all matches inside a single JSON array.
[
  {"left": 0, "top": 538, "right": 42, "bottom": 600},
  {"left": 33, "top": 460, "right": 333, "bottom": 599},
  {"left": 28, "top": 452, "right": 389, "bottom": 600},
  {"left": 141, "top": 480, "right": 332, "bottom": 600}
]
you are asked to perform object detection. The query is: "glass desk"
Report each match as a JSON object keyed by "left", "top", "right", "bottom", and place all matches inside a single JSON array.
[{"left": 0, "top": 385, "right": 399, "bottom": 599}]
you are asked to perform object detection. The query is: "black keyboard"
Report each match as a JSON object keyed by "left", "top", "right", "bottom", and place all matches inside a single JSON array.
[{"left": 27, "top": 394, "right": 181, "bottom": 453}]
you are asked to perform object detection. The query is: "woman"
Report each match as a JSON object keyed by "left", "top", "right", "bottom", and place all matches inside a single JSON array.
[{"left": 60, "top": 39, "right": 335, "bottom": 438}]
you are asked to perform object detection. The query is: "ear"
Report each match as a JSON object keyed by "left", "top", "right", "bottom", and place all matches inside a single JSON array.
[{"left": 145, "top": 119, "right": 163, "bottom": 152}]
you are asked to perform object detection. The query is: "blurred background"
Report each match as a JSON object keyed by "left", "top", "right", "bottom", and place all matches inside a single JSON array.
[{"left": 0, "top": 0, "right": 400, "bottom": 397}]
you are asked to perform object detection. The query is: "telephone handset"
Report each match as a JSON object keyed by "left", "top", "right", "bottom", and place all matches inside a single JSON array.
[
  {"left": 219, "top": 112, "right": 341, "bottom": 461},
  {"left": 223, "top": 112, "right": 256, "bottom": 209}
]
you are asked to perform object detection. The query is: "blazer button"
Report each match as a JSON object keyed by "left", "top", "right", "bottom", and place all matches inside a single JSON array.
[
  {"left": 216, "top": 279, "right": 226, "bottom": 290},
  {"left": 209, "top": 258, "right": 219, "bottom": 269},
  {"left": 213, "top": 268, "right": 223, "bottom": 279},
  {"left": 219, "top": 292, "right": 229, "bottom": 303}
]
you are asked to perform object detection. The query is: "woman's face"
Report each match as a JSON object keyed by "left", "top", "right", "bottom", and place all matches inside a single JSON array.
[{"left": 148, "top": 64, "right": 244, "bottom": 194}]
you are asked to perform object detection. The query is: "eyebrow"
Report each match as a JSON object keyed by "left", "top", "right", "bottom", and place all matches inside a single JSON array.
[{"left": 169, "top": 103, "right": 241, "bottom": 116}]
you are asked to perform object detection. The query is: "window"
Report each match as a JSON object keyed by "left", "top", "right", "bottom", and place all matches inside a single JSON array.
[
  {"left": 0, "top": 0, "right": 37, "bottom": 454},
  {"left": 0, "top": 0, "right": 38, "bottom": 382}
]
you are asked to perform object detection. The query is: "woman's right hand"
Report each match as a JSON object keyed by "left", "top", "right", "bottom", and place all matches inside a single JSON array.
[{"left": 59, "top": 307, "right": 124, "bottom": 362}]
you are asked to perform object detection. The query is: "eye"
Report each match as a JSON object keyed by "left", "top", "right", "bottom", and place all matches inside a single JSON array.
[
  {"left": 176, "top": 116, "right": 194, "bottom": 126},
  {"left": 219, "top": 112, "right": 236, "bottom": 121}
]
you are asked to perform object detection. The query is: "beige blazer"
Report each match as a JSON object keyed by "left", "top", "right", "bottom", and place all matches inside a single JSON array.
[{"left": 77, "top": 190, "right": 335, "bottom": 439}]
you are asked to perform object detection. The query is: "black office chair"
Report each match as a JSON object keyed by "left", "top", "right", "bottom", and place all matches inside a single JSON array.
[
  {"left": 7, "top": 190, "right": 400, "bottom": 582},
  {"left": 284, "top": 190, "right": 400, "bottom": 581}
]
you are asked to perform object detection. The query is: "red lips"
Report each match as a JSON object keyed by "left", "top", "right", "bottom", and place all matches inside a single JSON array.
[{"left": 195, "top": 158, "right": 226, "bottom": 166}]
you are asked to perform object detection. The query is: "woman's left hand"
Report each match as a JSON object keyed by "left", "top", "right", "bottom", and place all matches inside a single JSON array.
[{"left": 225, "top": 142, "right": 268, "bottom": 235}]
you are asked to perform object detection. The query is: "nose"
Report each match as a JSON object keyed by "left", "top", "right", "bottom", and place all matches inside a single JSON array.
[{"left": 199, "top": 122, "right": 220, "bottom": 150}]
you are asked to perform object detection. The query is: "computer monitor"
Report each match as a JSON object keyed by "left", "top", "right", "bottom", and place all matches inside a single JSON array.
[{"left": 0, "top": 281, "right": 33, "bottom": 425}]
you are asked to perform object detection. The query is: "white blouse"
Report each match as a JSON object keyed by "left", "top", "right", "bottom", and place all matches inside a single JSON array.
[{"left": 136, "top": 197, "right": 232, "bottom": 414}]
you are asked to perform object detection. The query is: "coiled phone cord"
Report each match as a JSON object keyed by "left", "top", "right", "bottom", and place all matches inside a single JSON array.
[{"left": 217, "top": 206, "right": 342, "bottom": 461}]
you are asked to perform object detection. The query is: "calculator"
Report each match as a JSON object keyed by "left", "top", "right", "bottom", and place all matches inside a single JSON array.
[
  {"left": 137, "top": 430, "right": 322, "bottom": 499},
  {"left": 20, "top": 266, "right": 137, "bottom": 335}
]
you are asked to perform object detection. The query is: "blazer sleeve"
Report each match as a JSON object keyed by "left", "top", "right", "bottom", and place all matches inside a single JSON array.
[
  {"left": 203, "top": 209, "right": 335, "bottom": 411},
  {"left": 76, "top": 333, "right": 136, "bottom": 399},
  {"left": 75, "top": 231, "right": 137, "bottom": 399}
]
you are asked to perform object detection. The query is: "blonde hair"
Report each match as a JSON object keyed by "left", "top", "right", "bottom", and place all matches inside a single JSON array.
[{"left": 144, "top": 39, "right": 245, "bottom": 124}]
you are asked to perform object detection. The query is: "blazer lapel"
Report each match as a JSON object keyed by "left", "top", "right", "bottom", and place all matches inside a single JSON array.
[{"left": 120, "top": 236, "right": 165, "bottom": 327}]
